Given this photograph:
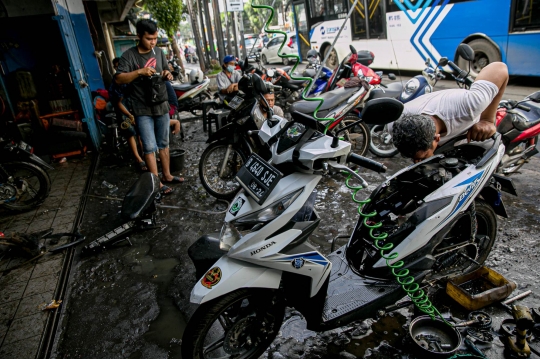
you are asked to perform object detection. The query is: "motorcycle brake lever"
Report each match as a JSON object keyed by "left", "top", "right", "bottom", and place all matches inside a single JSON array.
[{"left": 327, "top": 160, "right": 368, "bottom": 188}]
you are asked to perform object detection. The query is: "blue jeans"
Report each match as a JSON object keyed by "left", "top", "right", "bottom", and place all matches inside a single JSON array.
[{"left": 135, "top": 113, "right": 170, "bottom": 154}]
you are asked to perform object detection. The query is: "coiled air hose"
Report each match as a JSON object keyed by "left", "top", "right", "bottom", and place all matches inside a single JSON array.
[
  {"left": 250, "top": 0, "right": 336, "bottom": 133},
  {"left": 344, "top": 172, "right": 449, "bottom": 322}
]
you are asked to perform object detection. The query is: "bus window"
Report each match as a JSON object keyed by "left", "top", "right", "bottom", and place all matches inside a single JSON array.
[
  {"left": 512, "top": 0, "right": 540, "bottom": 31},
  {"left": 310, "top": 0, "right": 347, "bottom": 17},
  {"left": 311, "top": 0, "right": 326, "bottom": 17},
  {"left": 367, "top": 0, "right": 386, "bottom": 39},
  {"left": 351, "top": 0, "right": 368, "bottom": 39}
]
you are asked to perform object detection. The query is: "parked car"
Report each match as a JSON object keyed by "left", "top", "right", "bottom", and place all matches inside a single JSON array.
[
  {"left": 260, "top": 32, "right": 297, "bottom": 65},
  {"left": 243, "top": 34, "right": 264, "bottom": 59}
]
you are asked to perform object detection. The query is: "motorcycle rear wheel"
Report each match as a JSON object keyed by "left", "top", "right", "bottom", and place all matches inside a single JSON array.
[
  {"left": 1, "top": 161, "right": 51, "bottom": 212},
  {"left": 182, "top": 289, "right": 285, "bottom": 359},
  {"left": 341, "top": 116, "right": 371, "bottom": 156},
  {"left": 369, "top": 124, "right": 399, "bottom": 158},
  {"left": 199, "top": 143, "right": 246, "bottom": 200}
]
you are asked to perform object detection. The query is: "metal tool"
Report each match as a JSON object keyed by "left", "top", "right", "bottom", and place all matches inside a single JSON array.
[
  {"left": 501, "top": 290, "right": 532, "bottom": 313},
  {"left": 453, "top": 310, "right": 492, "bottom": 329},
  {"left": 503, "top": 305, "right": 536, "bottom": 358}
]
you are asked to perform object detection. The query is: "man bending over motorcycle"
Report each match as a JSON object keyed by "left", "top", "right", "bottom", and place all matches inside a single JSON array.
[{"left": 392, "top": 62, "right": 509, "bottom": 163}]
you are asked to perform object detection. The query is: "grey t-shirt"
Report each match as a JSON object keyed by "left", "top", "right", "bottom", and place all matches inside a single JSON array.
[
  {"left": 116, "top": 46, "right": 169, "bottom": 117},
  {"left": 216, "top": 70, "right": 242, "bottom": 91},
  {"left": 402, "top": 80, "right": 499, "bottom": 145}
]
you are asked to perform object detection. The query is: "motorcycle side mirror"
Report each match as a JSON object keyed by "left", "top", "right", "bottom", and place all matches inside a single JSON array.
[
  {"left": 375, "top": 71, "right": 383, "bottom": 78},
  {"left": 349, "top": 44, "right": 357, "bottom": 55},
  {"left": 388, "top": 73, "right": 397, "bottom": 80},
  {"left": 457, "top": 43, "right": 475, "bottom": 62},
  {"left": 528, "top": 91, "right": 540, "bottom": 103},
  {"left": 425, "top": 58, "right": 431, "bottom": 66},
  {"left": 438, "top": 57, "right": 449, "bottom": 67},
  {"left": 242, "top": 57, "right": 249, "bottom": 71}
]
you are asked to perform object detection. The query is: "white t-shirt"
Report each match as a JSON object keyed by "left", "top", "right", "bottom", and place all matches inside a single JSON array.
[{"left": 401, "top": 80, "right": 499, "bottom": 145}]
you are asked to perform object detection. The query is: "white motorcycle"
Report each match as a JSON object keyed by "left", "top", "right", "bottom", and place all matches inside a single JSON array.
[{"left": 182, "top": 74, "right": 514, "bottom": 359}]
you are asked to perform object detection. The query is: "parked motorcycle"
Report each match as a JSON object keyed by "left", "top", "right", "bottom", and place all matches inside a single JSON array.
[
  {"left": 171, "top": 69, "right": 212, "bottom": 116},
  {"left": 198, "top": 67, "right": 282, "bottom": 200},
  {"left": 181, "top": 74, "right": 511, "bottom": 358},
  {"left": 368, "top": 57, "right": 446, "bottom": 157},
  {"left": 168, "top": 58, "right": 184, "bottom": 83},
  {"left": 495, "top": 92, "right": 540, "bottom": 175},
  {"left": 0, "top": 138, "right": 53, "bottom": 212}
]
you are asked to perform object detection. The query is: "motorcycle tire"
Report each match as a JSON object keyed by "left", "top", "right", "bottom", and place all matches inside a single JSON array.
[
  {"left": 1, "top": 161, "right": 51, "bottom": 212},
  {"left": 182, "top": 289, "right": 285, "bottom": 359},
  {"left": 431, "top": 199, "right": 497, "bottom": 278},
  {"left": 340, "top": 115, "right": 371, "bottom": 156},
  {"left": 369, "top": 124, "right": 399, "bottom": 158},
  {"left": 262, "top": 54, "right": 268, "bottom": 65},
  {"left": 199, "top": 143, "right": 247, "bottom": 200}
]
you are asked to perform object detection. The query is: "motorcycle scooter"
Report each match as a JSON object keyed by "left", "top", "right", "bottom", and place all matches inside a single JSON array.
[
  {"left": 182, "top": 74, "right": 512, "bottom": 359},
  {"left": 171, "top": 70, "right": 212, "bottom": 116}
]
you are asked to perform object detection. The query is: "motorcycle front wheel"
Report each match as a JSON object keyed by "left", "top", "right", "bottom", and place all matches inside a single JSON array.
[
  {"left": 199, "top": 143, "right": 246, "bottom": 200},
  {"left": 182, "top": 289, "right": 285, "bottom": 359},
  {"left": 369, "top": 124, "right": 399, "bottom": 158},
  {"left": 1, "top": 161, "right": 51, "bottom": 212},
  {"left": 341, "top": 115, "right": 371, "bottom": 156}
]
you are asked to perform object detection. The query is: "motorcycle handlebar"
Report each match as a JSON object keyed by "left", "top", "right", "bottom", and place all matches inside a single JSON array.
[
  {"left": 447, "top": 61, "right": 468, "bottom": 78},
  {"left": 347, "top": 153, "right": 387, "bottom": 173}
]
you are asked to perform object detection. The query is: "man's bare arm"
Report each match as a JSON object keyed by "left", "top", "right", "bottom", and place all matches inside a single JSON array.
[{"left": 467, "top": 62, "right": 508, "bottom": 142}]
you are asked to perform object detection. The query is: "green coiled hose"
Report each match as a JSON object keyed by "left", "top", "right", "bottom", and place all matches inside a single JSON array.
[
  {"left": 345, "top": 172, "right": 448, "bottom": 322},
  {"left": 250, "top": 0, "right": 336, "bottom": 133}
]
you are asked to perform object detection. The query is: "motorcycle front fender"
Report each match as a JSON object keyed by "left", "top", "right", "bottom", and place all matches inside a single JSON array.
[{"left": 190, "top": 255, "right": 282, "bottom": 305}]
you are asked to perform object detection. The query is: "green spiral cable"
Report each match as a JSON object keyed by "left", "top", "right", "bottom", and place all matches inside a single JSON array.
[
  {"left": 344, "top": 172, "right": 449, "bottom": 322},
  {"left": 250, "top": 1, "right": 336, "bottom": 133}
]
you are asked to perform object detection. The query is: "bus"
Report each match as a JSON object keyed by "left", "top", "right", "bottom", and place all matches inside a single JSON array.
[{"left": 291, "top": 0, "right": 540, "bottom": 77}]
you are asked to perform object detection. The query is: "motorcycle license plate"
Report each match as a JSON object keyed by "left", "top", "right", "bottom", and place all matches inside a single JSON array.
[{"left": 235, "top": 154, "right": 282, "bottom": 205}]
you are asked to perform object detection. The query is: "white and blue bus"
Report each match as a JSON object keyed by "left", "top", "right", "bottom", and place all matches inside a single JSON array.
[{"left": 291, "top": 0, "right": 540, "bottom": 76}]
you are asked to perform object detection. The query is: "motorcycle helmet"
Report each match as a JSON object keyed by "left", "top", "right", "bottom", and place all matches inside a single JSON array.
[
  {"left": 189, "top": 69, "right": 204, "bottom": 84},
  {"left": 306, "top": 49, "right": 319, "bottom": 65}
]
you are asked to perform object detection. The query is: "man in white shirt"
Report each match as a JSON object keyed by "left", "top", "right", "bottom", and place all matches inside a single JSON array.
[{"left": 392, "top": 62, "right": 508, "bottom": 163}]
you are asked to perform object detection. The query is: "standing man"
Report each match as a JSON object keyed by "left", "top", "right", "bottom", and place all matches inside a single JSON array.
[
  {"left": 216, "top": 55, "right": 242, "bottom": 97},
  {"left": 115, "top": 19, "right": 183, "bottom": 195}
]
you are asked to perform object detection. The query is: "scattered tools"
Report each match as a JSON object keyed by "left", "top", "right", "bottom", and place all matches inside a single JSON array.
[
  {"left": 453, "top": 310, "right": 493, "bottom": 329},
  {"left": 500, "top": 290, "right": 533, "bottom": 313},
  {"left": 501, "top": 305, "right": 537, "bottom": 358}
]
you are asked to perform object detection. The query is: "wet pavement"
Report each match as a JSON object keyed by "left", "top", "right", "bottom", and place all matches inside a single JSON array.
[
  {"left": 0, "top": 156, "right": 91, "bottom": 359},
  {"left": 47, "top": 110, "right": 540, "bottom": 359}
]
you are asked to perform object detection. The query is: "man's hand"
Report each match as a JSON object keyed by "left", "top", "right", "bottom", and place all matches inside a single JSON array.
[
  {"left": 162, "top": 70, "right": 173, "bottom": 81},
  {"left": 226, "top": 83, "right": 238, "bottom": 93},
  {"left": 467, "top": 120, "right": 496, "bottom": 142},
  {"left": 138, "top": 67, "right": 156, "bottom": 77}
]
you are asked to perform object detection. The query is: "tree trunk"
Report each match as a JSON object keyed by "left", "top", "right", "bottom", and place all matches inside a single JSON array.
[
  {"left": 202, "top": 0, "right": 217, "bottom": 61},
  {"left": 168, "top": 33, "right": 185, "bottom": 75},
  {"left": 186, "top": 0, "right": 206, "bottom": 72},
  {"left": 213, "top": 0, "right": 225, "bottom": 62}
]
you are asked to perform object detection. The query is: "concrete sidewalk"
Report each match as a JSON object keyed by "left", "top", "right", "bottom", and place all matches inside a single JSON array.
[{"left": 0, "top": 156, "right": 91, "bottom": 359}]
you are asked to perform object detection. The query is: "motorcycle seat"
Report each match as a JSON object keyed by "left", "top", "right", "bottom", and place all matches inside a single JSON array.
[
  {"left": 121, "top": 172, "right": 160, "bottom": 221},
  {"left": 172, "top": 82, "right": 201, "bottom": 91},
  {"left": 289, "top": 87, "right": 358, "bottom": 114},
  {"left": 510, "top": 105, "right": 540, "bottom": 131},
  {"left": 289, "top": 79, "right": 307, "bottom": 86},
  {"left": 367, "top": 82, "right": 403, "bottom": 100}
]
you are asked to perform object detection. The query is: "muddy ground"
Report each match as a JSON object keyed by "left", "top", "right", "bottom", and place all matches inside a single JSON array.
[{"left": 52, "top": 118, "right": 540, "bottom": 359}]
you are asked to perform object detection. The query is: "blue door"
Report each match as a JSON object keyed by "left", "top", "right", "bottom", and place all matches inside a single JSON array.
[{"left": 51, "top": 0, "right": 102, "bottom": 149}]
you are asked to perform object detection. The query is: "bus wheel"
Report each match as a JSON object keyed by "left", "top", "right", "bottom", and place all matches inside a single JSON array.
[
  {"left": 324, "top": 47, "right": 339, "bottom": 68},
  {"left": 457, "top": 39, "right": 500, "bottom": 78}
]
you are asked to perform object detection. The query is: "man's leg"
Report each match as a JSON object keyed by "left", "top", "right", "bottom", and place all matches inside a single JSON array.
[
  {"left": 154, "top": 113, "right": 177, "bottom": 182},
  {"left": 135, "top": 115, "right": 159, "bottom": 179},
  {"left": 475, "top": 62, "right": 509, "bottom": 123}
]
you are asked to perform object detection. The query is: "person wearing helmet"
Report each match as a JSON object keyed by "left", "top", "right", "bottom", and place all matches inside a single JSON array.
[{"left": 217, "top": 55, "right": 241, "bottom": 96}]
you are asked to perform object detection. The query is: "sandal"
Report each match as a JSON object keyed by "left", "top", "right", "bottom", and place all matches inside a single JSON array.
[
  {"left": 162, "top": 176, "right": 184, "bottom": 184},
  {"left": 160, "top": 185, "right": 174, "bottom": 195},
  {"left": 138, "top": 161, "right": 148, "bottom": 171}
]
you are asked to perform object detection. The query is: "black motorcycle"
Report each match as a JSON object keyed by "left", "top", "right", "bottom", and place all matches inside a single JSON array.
[
  {"left": 199, "top": 64, "right": 282, "bottom": 200},
  {"left": 0, "top": 138, "right": 54, "bottom": 212}
]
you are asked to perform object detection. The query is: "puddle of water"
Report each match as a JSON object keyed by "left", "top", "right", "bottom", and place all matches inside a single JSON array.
[{"left": 127, "top": 246, "right": 185, "bottom": 357}]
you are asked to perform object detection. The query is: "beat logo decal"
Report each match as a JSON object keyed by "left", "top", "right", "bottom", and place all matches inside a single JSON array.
[{"left": 201, "top": 267, "right": 222, "bottom": 289}]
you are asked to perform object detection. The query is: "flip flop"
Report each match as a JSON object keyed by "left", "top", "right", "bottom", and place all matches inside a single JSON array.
[
  {"left": 162, "top": 176, "right": 184, "bottom": 184},
  {"left": 138, "top": 161, "right": 148, "bottom": 171},
  {"left": 160, "top": 185, "right": 174, "bottom": 195}
]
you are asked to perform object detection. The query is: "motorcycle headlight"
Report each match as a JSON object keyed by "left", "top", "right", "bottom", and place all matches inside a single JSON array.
[
  {"left": 219, "top": 189, "right": 303, "bottom": 250},
  {"left": 401, "top": 78, "right": 420, "bottom": 100}
]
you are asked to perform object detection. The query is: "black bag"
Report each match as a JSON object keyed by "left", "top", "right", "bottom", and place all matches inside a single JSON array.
[{"left": 143, "top": 75, "right": 168, "bottom": 105}]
